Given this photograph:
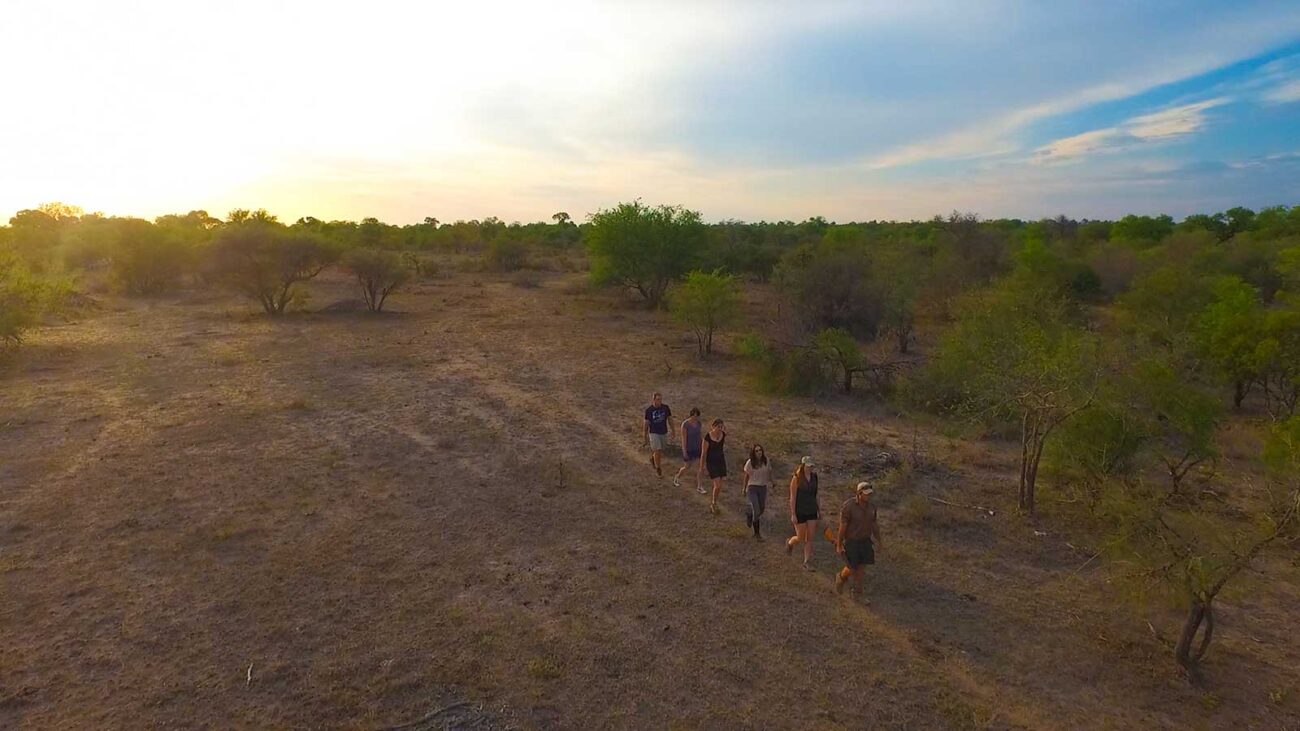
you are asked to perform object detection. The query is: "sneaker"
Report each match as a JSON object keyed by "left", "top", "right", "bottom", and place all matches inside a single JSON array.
[
  {"left": 696, "top": 485, "right": 707, "bottom": 495},
  {"left": 834, "top": 572, "right": 847, "bottom": 595}
]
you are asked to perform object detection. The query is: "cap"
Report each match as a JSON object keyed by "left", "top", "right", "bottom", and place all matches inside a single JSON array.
[{"left": 856, "top": 481, "right": 874, "bottom": 495}]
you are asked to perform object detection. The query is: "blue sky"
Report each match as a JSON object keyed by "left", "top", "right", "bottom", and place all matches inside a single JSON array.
[{"left": 2, "top": 0, "right": 1299, "bottom": 223}]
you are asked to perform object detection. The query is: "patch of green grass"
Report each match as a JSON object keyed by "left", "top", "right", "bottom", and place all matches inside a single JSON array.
[
  {"left": 899, "top": 493, "right": 932, "bottom": 525},
  {"left": 526, "top": 657, "right": 562, "bottom": 680},
  {"left": 1199, "top": 692, "right": 1222, "bottom": 711}
]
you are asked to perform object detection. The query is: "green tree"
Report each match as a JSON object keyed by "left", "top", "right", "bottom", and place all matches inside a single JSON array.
[
  {"left": 669, "top": 270, "right": 741, "bottom": 357},
  {"left": 1196, "top": 277, "right": 1265, "bottom": 409},
  {"left": 875, "top": 244, "right": 925, "bottom": 353},
  {"left": 343, "top": 248, "right": 409, "bottom": 312},
  {"left": 586, "top": 201, "right": 705, "bottom": 307},
  {"left": 1252, "top": 302, "right": 1300, "bottom": 420},
  {"left": 1130, "top": 360, "right": 1221, "bottom": 495},
  {"left": 918, "top": 279, "right": 1098, "bottom": 514},
  {"left": 1102, "top": 418, "right": 1300, "bottom": 672},
  {"left": 814, "top": 327, "right": 863, "bottom": 393},
  {"left": 1110, "top": 214, "right": 1174, "bottom": 248},
  {"left": 209, "top": 224, "right": 333, "bottom": 314},
  {"left": 1118, "top": 265, "right": 1214, "bottom": 354}
]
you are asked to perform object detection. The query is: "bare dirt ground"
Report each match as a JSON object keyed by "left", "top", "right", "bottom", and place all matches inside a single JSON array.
[{"left": 3, "top": 269, "right": 1299, "bottom": 730}]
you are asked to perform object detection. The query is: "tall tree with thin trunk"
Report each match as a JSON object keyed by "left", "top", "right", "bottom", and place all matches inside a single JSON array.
[
  {"left": 669, "top": 269, "right": 741, "bottom": 357},
  {"left": 917, "top": 277, "right": 1098, "bottom": 514}
]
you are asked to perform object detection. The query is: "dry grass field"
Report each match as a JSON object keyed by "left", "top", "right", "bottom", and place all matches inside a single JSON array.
[{"left": 3, "top": 269, "right": 1299, "bottom": 730}]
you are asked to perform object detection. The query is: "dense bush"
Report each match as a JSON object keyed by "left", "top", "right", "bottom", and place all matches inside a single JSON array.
[
  {"left": 486, "top": 237, "right": 527, "bottom": 272},
  {"left": 0, "top": 248, "right": 69, "bottom": 346},
  {"left": 669, "top": 270, "right": 741, "bottom": 357},
  {"left": 343, "top": 248, "right": 409, "bottom": 312},
  {"left": 773, "top": 240, "right": 881, "bottom": 339},
  {"left": 209, "top": 224, "right": 334, "bottom": 314},
  {"left": 586, "top": 201, "right": 705, "bottom": 307},
  {"left": 736, "top": 334, "right": 830, "bottom": 395},
  {"left": 110, "top": 218, "right": 194, "bottom": 295}
]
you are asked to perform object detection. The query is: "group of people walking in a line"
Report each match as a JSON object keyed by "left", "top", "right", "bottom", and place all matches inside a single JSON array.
[{"left": 642, "top": 392, "right": 883, "bottom": 600}]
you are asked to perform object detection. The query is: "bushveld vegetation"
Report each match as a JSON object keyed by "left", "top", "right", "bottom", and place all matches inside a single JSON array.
[{"left": 4, "top": 199, "right": 1300, "bottom": 675}]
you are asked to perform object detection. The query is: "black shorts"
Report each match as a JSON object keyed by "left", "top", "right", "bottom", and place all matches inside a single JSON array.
[
  {"left": 707, "top": 462, "right": 727, "bottom": 479},
  {"left": 844, "top": 539, "right": 874, "bottom": 568},
  {"left": 795, "top": 511, "right": 820, "bottom": 524}
]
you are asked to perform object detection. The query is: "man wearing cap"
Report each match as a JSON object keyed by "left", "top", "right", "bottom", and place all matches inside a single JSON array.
[{"left": 835, "top": 482, "right": 882, "bottom": 601}]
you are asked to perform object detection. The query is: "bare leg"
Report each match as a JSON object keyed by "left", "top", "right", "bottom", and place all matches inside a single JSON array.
[
  {"left": 787, "top": 523, "right": 805, "bottom": 549},
  {"left": 804, "top": 519, "right": 817, "bottom": 564},
  {"left": 710, "top": 478, "right": 723, "bottom": 512}
]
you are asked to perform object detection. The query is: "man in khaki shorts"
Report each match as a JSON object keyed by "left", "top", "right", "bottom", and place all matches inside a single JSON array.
[
  {"left": 642, "top": 392, "right": 671, "bottom": 478},
  {"left": 835, "top": 482, "right": 882, "bottom": 602}
]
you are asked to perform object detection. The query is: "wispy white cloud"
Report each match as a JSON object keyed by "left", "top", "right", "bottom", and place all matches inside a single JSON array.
[
  {"left": 1033, "top": 98, "right": 1229, "bottom": 163},
  {"left": 1264, "top": 78, "right": 1300, "bottom": 103}
]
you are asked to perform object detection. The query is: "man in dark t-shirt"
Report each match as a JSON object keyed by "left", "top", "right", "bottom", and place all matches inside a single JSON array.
[
  {"left": 642, "top": 392, "right": 671, "bottom": 478},
  {"left": 835, "top": 481, "right": 882, "bottom": 602}
]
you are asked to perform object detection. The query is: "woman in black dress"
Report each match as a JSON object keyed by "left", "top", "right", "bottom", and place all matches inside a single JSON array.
[
  {"left": 698, "top": 418, "right": 727, "bottom": 515},
  {"left": 786, "top": 456, "right": 820, "bottom": 570}
]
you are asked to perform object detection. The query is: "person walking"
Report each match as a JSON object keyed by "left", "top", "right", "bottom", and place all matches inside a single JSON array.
[
  {"left": 785, "top": 456, "right": 820, "bottom": 570},
  {"left": 698, "top": 418, "right": 727, "bottom": 514},
  {"left": 742, "top": 444, "right": 773, "bottom": 540},
  {"left": 674, "top": 407, "right": 704, "bottom": 492},
  {"left": 642, "top": 392, "right": 672, "bottom": 478},
  {"left": 835, "top": 482, "right": 882, "bottom": 602}
]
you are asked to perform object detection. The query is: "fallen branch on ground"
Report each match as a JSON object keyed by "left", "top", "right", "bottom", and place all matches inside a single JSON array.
[
  {"left": 926, "top": 496, "right": 996, "bottom": 516},
  {"left": 379, "top": 701, "right": 471, "bottom": 731}
]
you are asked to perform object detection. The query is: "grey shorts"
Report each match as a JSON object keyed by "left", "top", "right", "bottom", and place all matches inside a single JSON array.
[{"left": 648, "top": 433, "right": 667, "bottom": 451}]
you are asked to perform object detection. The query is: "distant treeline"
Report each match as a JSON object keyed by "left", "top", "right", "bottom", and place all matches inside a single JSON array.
[{"left": 4, "top": 202, "right": 1298, "bottom": 287}]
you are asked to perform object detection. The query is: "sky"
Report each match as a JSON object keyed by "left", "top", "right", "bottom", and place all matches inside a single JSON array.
[{"left": 3, "top": 0, "right": 1300, "bottom": 224}]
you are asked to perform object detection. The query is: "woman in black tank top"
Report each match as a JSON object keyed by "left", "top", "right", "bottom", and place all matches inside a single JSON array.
[
  {"left": 786, "top": 457, "right": 820, "bottom": 570},
  {"left": 698, "top": 418, "right": 727, "bottom": 515}
]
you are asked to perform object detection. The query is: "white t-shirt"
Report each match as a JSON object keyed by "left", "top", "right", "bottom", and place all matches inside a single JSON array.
[{"left": 744, "top": 459, "right": 773, "bottom": 486}]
